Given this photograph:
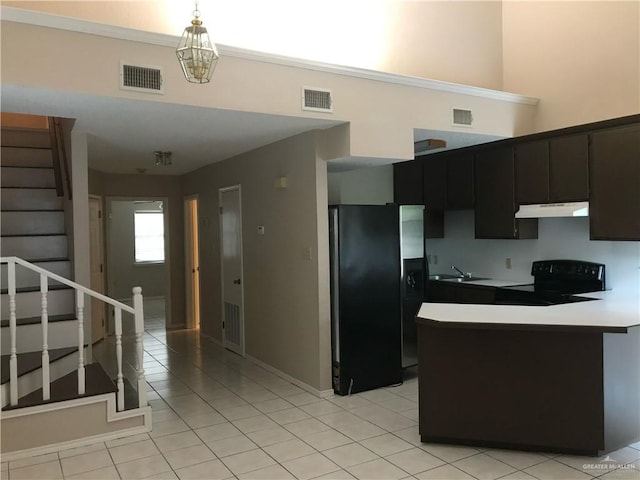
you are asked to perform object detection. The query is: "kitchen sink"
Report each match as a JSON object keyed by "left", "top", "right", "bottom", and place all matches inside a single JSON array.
[
  {"left": 428, "top": 274, "right": 459, "bottom": 280},
  {"left": 429, "top": 274, "right": 489, "bottom": 282},
  {"left": 443, "top": 276, "right": 490, "bottom": 283}
]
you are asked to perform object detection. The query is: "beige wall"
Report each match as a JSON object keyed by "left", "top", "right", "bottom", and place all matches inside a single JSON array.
[
  {"left": 107, "top": 200, "right": 167, "bottom": 299},
  {"left": 328, "top": 165, "right": 394, "bottom": 205},
  {"left": 0, "top": 18, "right": 536, "bottom": 165},
  {"left": 182, "top": 130, "right": 332, "bottom": 392},
  {"left": 382, "top": 1, "right": 504, "bottom": 89},
  {"left": 503, "top": 1, "right": 640, "bottom": 131},
  {"left": 89, "top": 170, "right": 184, "bottom": 328},
  {"left": 2, "top": 1, "right": 504, "bottom": 90},
  {"left": 5, "top": 1, "right": 638, "bottom": 134}
]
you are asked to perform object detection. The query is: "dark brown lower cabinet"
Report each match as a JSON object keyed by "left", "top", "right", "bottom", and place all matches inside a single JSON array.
[
  {"left": 417, "top": 320, "right": 640, "bottom": 455},
  {"left": 427, "top": 281, "right": 495, "bottom": 304}
]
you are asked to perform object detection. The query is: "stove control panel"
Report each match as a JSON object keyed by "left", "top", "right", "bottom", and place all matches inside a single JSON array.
[{"left": 531, "top": 260, "right": 606, "bottom": 282}]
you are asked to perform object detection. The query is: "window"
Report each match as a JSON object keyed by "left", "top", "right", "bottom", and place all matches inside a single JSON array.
[{"left": 134, "top": 211, "right": 165, "bottom": 263}]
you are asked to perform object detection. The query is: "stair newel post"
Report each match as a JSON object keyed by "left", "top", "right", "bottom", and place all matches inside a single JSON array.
[
  {"left": 133, "top": 286, "right": 147, "bottom": 407},
  {"left": 41, "top": 272, "right": 51, "bottom": 401},
  {"left": 77, "top": 291, "right": 85, "bottom": 395},
  {"left": 8, "top": 258, "right": 18, "bottom": 406},
  {"left": 115, "top": 307, "right": 124, "bottom": 412}
]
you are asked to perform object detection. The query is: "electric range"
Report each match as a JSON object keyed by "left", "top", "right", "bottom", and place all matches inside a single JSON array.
[{"left": 495, "top": 260, "right": 606, "bottom": 306}]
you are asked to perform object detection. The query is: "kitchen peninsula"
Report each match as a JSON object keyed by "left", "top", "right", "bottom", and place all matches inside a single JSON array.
[{"left": 416, "top": 291, "right": 640, "bottom": 456}]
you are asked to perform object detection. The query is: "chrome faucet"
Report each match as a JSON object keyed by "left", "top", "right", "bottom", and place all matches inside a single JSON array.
[{"left": 451, "top": 265, "right": 466, "bottom": 278}]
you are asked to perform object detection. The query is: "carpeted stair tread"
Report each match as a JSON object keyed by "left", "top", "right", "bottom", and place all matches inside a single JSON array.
[
  {"left": 0, "top": 313, "right": 76, "bottom": 328},
  {"left": 0, "top": 347, "right": 78, "bottom": 385},
  {"left": 0, "top": 283, "right": 72, "bottom": 295},
  {"left": 3, "top": 363, "right": 116, "bottom": 411}
]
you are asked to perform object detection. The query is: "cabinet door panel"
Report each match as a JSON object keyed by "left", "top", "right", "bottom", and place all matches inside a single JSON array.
[
  {"left": 393, "top": 160, "right": 423, "bottom": 205},
  {"left": 549, "top": 134, "right": 589, "bottom": 202},
  {"left": 475, "top": 147, "right": 518, "bottom": 239},
  {"left": 589, "top": 125, "right": 640, "bottom": 240},
  {"left": 515, "top": 140, "right": 549, "bottom": 205},
  {"left": 456, "top": 285, "right": 496, "bottom": 304},
  {"left": 475, "top": 146, "right": 537, "bottom": 239},
  {"left": 447, "top": 153, "right": 475, "bottom": 209},
  {"left": 424, "top": 209, "right": 444, "bottom": 239},
  {"left": 423, "top": 156, "right": 447, "bottom": 210}
]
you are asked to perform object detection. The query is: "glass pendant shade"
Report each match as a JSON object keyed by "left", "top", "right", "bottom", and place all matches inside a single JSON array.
[{"left": 176, "top": 14, "right": 219, "bottom": 84}]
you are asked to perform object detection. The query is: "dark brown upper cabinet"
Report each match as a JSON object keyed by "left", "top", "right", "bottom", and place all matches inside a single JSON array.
[
  {"left": 419, "top": 150, "right": 474, "bottom": 211},
  {"left": 474, "top": 146, "right": 538, "bottom": 239},
  {"left": 549, "top": 134, "right": 589, "bottom": 202},
  {"left": 393, "top": 159, "right": 423, "bottom": 205},
  {"left": 422, "top": 156, "right": 447, "bottom": 210},
  {"left": 515, "top": 140, "right": 550, "bottom": 205},
  {"left": 424, "top": 209, "right": 444, "bottom": 239},
  {"left": 446, "top": 152, "right": 475, "bottom": 209},
  {"left": 515, "top": 134, "right": 589, "bottom": 206},
  {"left": 589, "top": 124, "right": 640, "bottom": 241}
]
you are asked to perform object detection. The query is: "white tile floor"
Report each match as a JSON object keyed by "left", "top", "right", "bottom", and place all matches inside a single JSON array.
[{"left": 2, "top": 320, "right": 640, "bottom": 480}]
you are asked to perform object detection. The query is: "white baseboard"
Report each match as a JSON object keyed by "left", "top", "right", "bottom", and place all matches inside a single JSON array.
[
  {"left": 246, "top": 354, "right": 334, "bottom": 399},
  {"left": 197, "top": 333, "right": 333, "bottom": 398},
  {"left": 152, "top": 330, "right": 341, "bottom": 403}
]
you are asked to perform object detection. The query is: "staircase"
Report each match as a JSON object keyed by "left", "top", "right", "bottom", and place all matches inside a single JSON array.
[
  {"left": 0, "top": 118, "right": 151, "bottom": 460},
  {"left": 1, "top": 124, "right": 78, "bottom": 354}
]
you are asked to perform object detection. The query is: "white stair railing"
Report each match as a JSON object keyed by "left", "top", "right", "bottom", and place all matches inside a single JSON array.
[{"left": 1, "top": 256, "right": 146, "bottom": 412}]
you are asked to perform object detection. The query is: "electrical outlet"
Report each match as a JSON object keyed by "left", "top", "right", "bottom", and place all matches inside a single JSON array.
[
  {"left": 303, "top": 247, "right": 312, "bottom": 261},
  {"left": 434, "top": 255, "right": 438, "bottom": 265},
  {"left": 506, "top": 258, "right": 512, "bottom": 269}
]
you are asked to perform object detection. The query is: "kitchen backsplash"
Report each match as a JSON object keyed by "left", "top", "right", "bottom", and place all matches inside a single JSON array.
[{"left": 427, "top": 210, "right": 640, "bottom": 296}]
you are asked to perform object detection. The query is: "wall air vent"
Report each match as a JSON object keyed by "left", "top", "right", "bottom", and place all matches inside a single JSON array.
[
  {"left": 452, "top": 108, "right": 473, "bottom": 127},
  {"left": 120, "top": 63, "right": 164, "bottom": 94},
  {"left": 302, "top": 87, "right": 333, "bottom": 113}
]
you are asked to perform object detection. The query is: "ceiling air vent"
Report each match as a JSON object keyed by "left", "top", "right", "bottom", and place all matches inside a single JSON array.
[
  {"left": 120, "top": 63, "right": 164, "bottom": 94},
  {"left": 302, "top": 87, "right": 333, "bottom": 113},
  {"left": 452, "top": 108, "right": 473, "bottom": 127}
]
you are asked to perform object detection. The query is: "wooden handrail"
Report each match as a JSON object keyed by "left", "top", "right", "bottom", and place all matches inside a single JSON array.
[
  {"left": 47, "top": 117, "right": 73, "bottom": 200},
  {"left": 47, "top": 116, "right": 64, "bottom": 198}
]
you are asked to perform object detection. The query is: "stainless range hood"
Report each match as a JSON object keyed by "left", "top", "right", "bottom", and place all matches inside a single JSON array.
[{"left": 515, "top": 201, "right": 589, "bottom": 218}]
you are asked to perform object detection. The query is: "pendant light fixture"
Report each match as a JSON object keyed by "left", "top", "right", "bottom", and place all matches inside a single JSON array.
[{"left": 176, "top": 1, "right": 219, "bottom": 84}]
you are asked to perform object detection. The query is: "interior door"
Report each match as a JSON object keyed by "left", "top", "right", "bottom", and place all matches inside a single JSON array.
[
  {"left": 219, "top": 186, "right": 244, "bottom": 356},
  {"left": 184, "top": 196, "right": 200, "bottom": 329},
  {"left": 89, "top": 196, "right": 105, "bottom": 343}
]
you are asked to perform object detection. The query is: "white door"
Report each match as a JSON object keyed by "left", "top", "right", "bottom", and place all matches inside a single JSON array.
[
  {"left": 89, "top": 196, "right": 105, "bottom": 343},
  {"left": 184, "top": 196, "right": 200, "bottom": 329},
  {"left": 219, "top": 186, "right": 244, "bottom": 356}
]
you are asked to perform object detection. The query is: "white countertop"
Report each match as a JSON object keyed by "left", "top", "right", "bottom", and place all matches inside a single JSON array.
[{"left": 418, "top": 290, "right": 640, "bottom": 330}]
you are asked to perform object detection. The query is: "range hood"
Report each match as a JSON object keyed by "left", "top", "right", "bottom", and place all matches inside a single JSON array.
[{"left": 515, "top": 201, "right": 589, "bottom": 218}]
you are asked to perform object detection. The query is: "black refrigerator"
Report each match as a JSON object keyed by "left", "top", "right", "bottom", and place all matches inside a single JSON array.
[{"left": 329, "top": 205, "right": 403, "bottom": 395}]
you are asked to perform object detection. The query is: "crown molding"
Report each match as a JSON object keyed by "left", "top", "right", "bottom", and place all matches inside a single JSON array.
[{"left": 1, "top": 6, "right": 539, "bottom": 106}]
